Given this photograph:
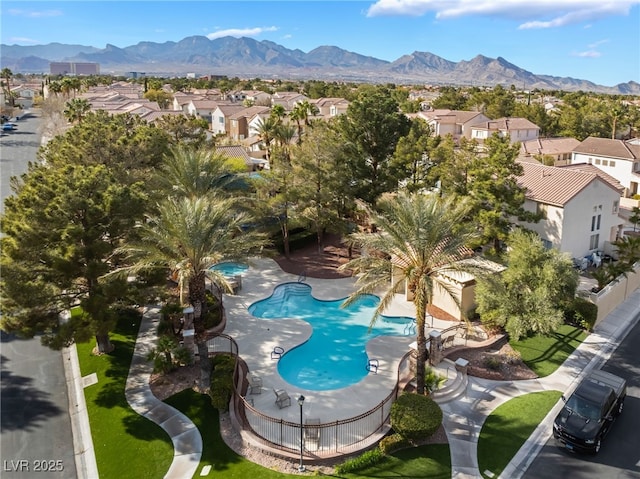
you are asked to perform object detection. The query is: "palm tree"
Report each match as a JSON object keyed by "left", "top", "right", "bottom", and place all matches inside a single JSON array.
[
  {"left": 158, "top": 146, "right": 238, "bottom": 199},
  {"left": 63, "top": 98, "right": 91, "bottom": 124},
  {"left": 116, "top": 196, "right": 267, "bottom": 327},
  {"left": 1, "top": 68, "right": 14, "bottom": 107},
  {"left": 254, "top": 115, "right": 278, "bottom": 164},
  {"left": 340, "top": 193, "right": 493, "bottom": 394}
]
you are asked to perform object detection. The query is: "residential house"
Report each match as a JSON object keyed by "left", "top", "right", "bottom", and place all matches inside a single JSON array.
[
  {"left": 519, "top": 137, "right": 581, "bottom": 166},
  {"left": 172, "top": 92, "right": 202, "bottom": 113},
  {"left": 515, "top": 161, "right": 624, "bottom": 260},
  {"left": 248, "top": 110, "right": 272, "bottom": 138},
  {"left": 186, "top": 99, "right": 220, "bottom": 121},
  {"left": 416, "top": 109, "right": 490, "bottom": 143},
  {"left": 241, "top": 90, "right": 272, "bottom": 106},
  {"left": 570, "top": 137, "right": 640, "bottom": 198},
  {"left": 228, "top": 106, "right": 271, "bottom": 141},
  {"left": 470, "top": 117, "right": 540, "bottom": 144},
  {"left": 271, "top": 92, "right": 308, "bottom": 111},
  {"left": 311, "top": 97, "right": 350, "bottom": 118},
  {"left": 216, "top": 145, "right": 267, "bottom": 171},
  {"left": 211, "top": 104, "right": 247, "bottom": 136}
]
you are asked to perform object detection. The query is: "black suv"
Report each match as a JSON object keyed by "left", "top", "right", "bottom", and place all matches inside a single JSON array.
[{"left": 553, "top": 369, "right": 626, "bottom": 454}]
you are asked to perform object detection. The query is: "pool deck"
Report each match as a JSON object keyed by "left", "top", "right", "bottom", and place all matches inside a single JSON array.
[{"left": 223, "top": 257, "right": 456, "bottom": 428}]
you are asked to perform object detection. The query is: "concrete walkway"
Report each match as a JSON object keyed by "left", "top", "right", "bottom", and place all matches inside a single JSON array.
[
  {"left": 435, "top": 288, "right": 640, "bottom": 479},
  {"left": 124, "top": 305, "right": 203, "bottom": 479}
]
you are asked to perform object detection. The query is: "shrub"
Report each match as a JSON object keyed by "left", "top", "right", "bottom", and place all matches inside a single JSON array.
[
  {"left": 390, "top": 393, "right": 443, "bottom": 441},
  {"left": 379, "top": 432, "right": 410, "bottom": 455},
  {"left": 484, "top": 356, "right": 502, "bottom": 371},
  {"left": 564, "top": 297, "right": 597, "bottom": 331},
  {"left": 424, "top": 366, "right": 447, "bottom": 393},
  {"left": 334, "top": 448, "right": 384, "bottom": 474},
  {"left": 209, "top": 354, "right": 236, "bottom": 410}
]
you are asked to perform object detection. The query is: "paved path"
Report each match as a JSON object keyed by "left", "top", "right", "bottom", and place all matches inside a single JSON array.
[
  {"left": 435, "top": 288, "right": 640, "bottom": 479},
  {"left": 124, "top": 306, "right": 202, "bottom": 479}
]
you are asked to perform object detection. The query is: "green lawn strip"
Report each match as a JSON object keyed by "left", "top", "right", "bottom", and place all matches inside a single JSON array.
[
  {"left": 477, "top": 390, "right": 562, "bottom": 479},
  {"left": 165, "top": 388, "right": 451, "bottom": 478},
  {"left": 77, "top": 312, "right": 173, "bottom": 479},
  {"left": 510, "top": 324, "right": 589, "bottom": 377},
  {"left": 342, "top": 443, "right": 451, "bottom": 478}
]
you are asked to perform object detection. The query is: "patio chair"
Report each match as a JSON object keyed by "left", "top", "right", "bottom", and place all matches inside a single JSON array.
[
  {"left": 273, "top": 387, "right": 291, "bottom": 408},
  {"left": 247, "top": 373, "right": 262, "bottom": 395},
  {"left": 271, "top": 346, "right": 285, "bottom": 360},
  {"left": 366, "top": 359, "right": 379, "bottom": 374},
  {"left": 304, "top": 418, "right": 321, "bottom": 450}
]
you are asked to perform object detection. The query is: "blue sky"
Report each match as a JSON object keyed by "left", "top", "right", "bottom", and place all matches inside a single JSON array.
[{"left": 1, "top": 1, "right": 639, "bottom": 86}]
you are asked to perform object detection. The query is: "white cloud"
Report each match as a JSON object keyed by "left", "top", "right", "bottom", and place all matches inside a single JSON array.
[
  {"left": 6, "top": 36, "right": 40, "bottom": 45},
  {"left": 367, "top": 0, "right": 639, "bottom": 29},
  {"left": 574, "top": 50, "right": 602, "bottom": 58},
  {"left": 206, "top": 26, "right": 278, "bottom": 40},
  {"left": 7, "top": 8, "right": 62, "bottom": 18},
  {"left": 588, "top": 39, "right": 609, "bottom": 48}
]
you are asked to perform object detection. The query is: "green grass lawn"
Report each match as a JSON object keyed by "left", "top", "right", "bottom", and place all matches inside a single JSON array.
[
  {"left": 510, "top": 324, "right": 589, "bottom": 377},
  {"left": 165, "top": 388, "right": 451, "bottom": 478},
  {"left": 477, "top": 390, "right": 562, "bottom": 479},
  {"left": 77, "top": 310, "right": 173, "bottom": 479}
]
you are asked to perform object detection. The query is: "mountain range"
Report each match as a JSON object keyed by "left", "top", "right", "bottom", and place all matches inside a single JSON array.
[{"left": 2, "top": 36, "right": 638, "bottom": 94}]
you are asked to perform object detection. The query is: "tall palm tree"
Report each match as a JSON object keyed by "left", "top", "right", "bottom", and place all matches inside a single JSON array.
[
  {"left": 340, "top": 193, "right": 493, "bottom": 394},
  {"left": 254, "top": 115, "right": 278, "bottom": 164},
  {"left": 115, "top": 196, "right": 267, "bottom": 327},
  {"left": 158, "top": 146, "right": 238, "bottom": 199},
  {"left": 1, "top": 68, "right": 14, "bottom": 107}
]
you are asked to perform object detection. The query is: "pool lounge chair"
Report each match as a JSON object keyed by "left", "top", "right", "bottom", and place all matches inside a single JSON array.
[
  {"left": 273, "top": 388, "right": 291, "bottom": 408},
  {"left": 247, "top": 373, "right": 262, "bottom": 394},
  {"left": 304, "top": 418, "right": 321, "bottom": 450}
]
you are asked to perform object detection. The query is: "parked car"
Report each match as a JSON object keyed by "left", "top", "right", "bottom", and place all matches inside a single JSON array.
[
  {"left": 553, "top": 369, "right": 626, "bottom": 454},
  {"left": 2, "top": 123, "right": 17, "bottom": 131}
]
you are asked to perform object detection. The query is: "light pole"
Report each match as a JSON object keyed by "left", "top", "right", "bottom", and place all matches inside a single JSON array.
[{"left": 297, "top": 395, "right": 305, "bottom": 472}]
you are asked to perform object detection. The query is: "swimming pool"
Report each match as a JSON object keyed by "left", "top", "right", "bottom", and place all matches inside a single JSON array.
[
  {"left": 248, "top": 282, "right": 415, "bottom": 391},
  {"left": 210, "top": 261, "right": 249, "bottom": 277}
]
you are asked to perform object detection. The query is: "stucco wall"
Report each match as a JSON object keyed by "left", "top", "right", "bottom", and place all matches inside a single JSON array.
[{"left": 590, "top": 263, "right": 640, "bottom": 325}]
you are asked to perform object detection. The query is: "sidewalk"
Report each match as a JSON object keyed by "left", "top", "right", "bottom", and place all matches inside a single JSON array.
[
  {"left": 124, "top": 305, "right": 203, "bottom": 479},
  {"left": 434, "top": 288, "right": 640, "bottom": 479}
]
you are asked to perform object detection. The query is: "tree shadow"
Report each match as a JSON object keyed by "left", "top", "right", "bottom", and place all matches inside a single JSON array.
[{"left": 0, "top": 354, "right": 64, "bottom": 432}]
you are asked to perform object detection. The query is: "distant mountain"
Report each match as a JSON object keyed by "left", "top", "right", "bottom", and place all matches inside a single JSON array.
[{"left": 1, "top": 36, "right": 638, "bottom": 94}]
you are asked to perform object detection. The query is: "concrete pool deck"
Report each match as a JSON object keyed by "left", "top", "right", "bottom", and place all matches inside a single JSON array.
[{"left": 222, "top": 257, "right": 456, "bottom": 429}]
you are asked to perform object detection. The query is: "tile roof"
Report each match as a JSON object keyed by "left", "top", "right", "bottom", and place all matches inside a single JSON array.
[
  {"left": 558, "top": 163, "right": 623, "bottom": 192},
  {"left": 418, "top": 109, "right": 485, "bottom": 124},
  {"left": 572, "top": 137, "right": 640, "bottom": 160},
  {"left": 520, "top": 137, "right": 581, "bottom": 156},
  {"left": 475, "top": 117, "right": 540, "bottom": 131},
  {"left": 228, "top": 106, "right": 270, "bottom": 120},
  {"left": 516, "top": 161, "right": 620, "bottom": 207},
  {"left": 215, "top": 145, "right": 251, "bottom": 165}
]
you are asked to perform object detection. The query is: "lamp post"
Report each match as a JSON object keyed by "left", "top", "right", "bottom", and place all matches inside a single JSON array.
[{"left": 297, "top": 395, "right": 305, "bottom": 472}]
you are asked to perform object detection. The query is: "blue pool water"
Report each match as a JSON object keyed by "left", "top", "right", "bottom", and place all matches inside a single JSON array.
[
  {"left": 248, "top": 282, "right": 414, "bottom": 391},
  {"left": 210, "top": 262, "right": 249, "bottom": 277}
]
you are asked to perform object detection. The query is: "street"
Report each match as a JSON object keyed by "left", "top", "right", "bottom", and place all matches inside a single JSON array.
[
  {"left": 523, "top": 315, "right": 640, "bottom": 479},
  {"left": 0, "top": 110, "right": 77, "bottom": 478}
]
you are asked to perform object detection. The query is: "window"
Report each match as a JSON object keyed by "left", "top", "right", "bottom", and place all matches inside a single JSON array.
[
  {"left": 588, "top": 157, "right": 593, "bottom": 164},
  {"left": 541, "top": 238, "right": 552, "bottom": 249},
  {"left": 602, "top": 160, "right": 608, "bottom": 166},
  {"left": 591, "top": 216, "right": 596, "bottom": 231},
  {"left": 595, "top": 159, "right": 601, "bottom": 165},
  {"left": 613, "top": 201, "right": 619, "bottom": 214},
  {"left": 610, "top": 160, "right": 615, "bottom": 167},
  {"left": 597, "top": 214, "right": 601, "bottom": 230},
  {"left": 590, "top": 234, "right": 599, "bottom": 250}
]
